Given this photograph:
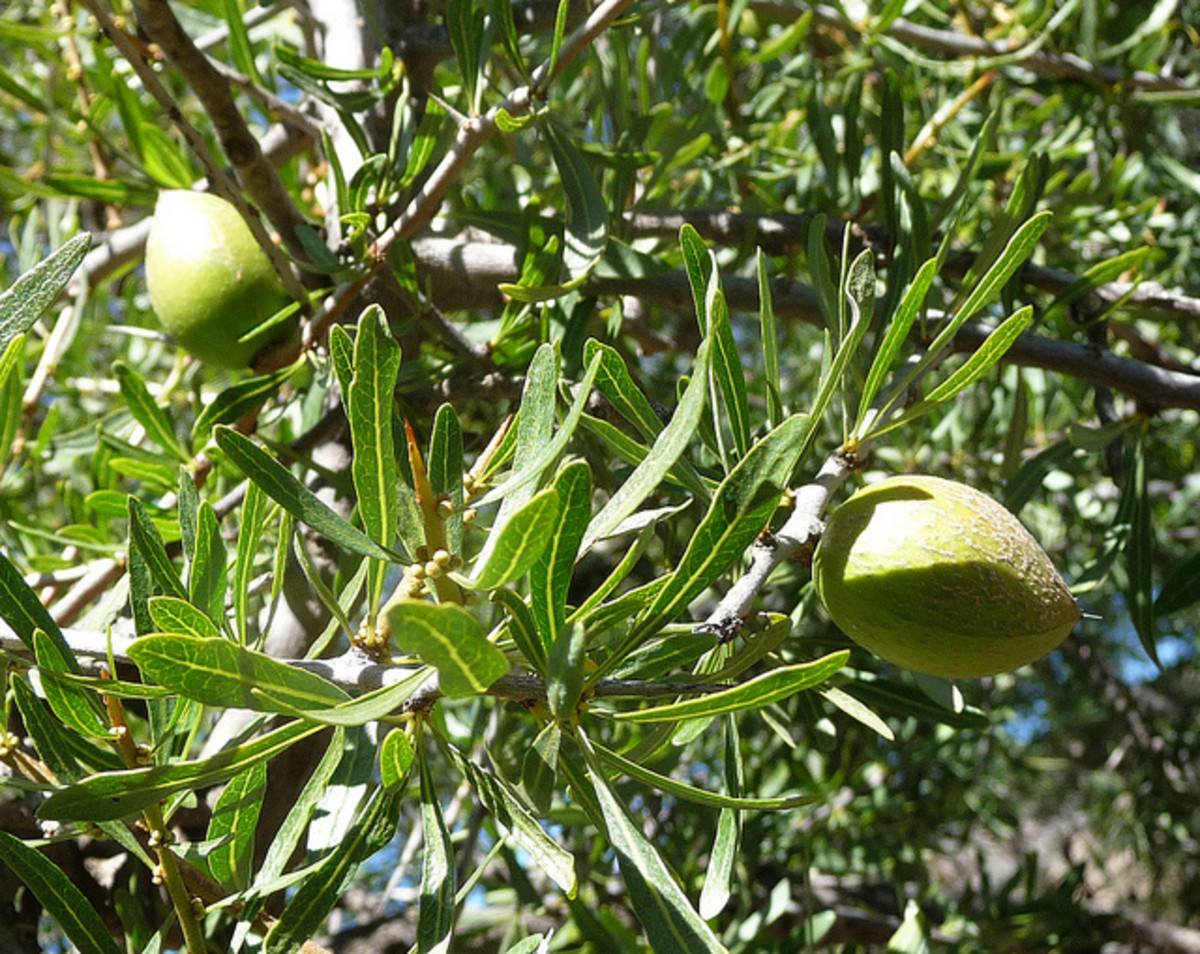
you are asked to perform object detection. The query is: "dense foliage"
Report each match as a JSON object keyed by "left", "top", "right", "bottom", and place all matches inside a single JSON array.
[{"left": 1, "top": 1, "right": 1198, "bottom": 952}]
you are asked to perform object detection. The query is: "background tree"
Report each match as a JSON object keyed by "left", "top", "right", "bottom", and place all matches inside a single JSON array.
[{"left": 1, "top": 1, "right": 1199, "bottom": 952}]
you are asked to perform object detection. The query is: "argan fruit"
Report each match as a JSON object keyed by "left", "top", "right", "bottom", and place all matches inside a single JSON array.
[
  {"left": 145, "top": 190, "right": 294, "bottom": 369},
  {"left": 812, "top": 475, "right": 1080, "bottom": 678}
]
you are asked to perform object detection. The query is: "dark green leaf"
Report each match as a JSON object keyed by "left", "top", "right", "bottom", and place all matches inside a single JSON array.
[
  {"left": 0, "top": 832, "right": 123, "bottom": 954},
  {"left": 214, "top": 426, "right": 401, "bottom": 563},
  {"left": 418, "top": 747, "right": 456, "bottom": 953}
]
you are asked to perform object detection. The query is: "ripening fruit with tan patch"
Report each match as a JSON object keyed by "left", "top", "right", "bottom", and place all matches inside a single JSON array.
[
  {"left": 812, "top": 475, "right": 1080, "bottom": 678},
  {"left": 145, "top": 191, "right": 295, "bottom": 368}
]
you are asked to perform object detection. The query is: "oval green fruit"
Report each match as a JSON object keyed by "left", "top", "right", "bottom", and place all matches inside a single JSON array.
[
  {"left": 812, "top": 475, "right": 1080, "bottom": 678},
  {"left": 145, "top": 190, "right": 294, "bottom": 369}
]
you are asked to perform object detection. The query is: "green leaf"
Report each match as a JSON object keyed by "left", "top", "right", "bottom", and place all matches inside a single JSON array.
[
  {"left": 0, "top": 550, "right": 77, "bottom": 667},
  {"left": 820, "top": 686, "right": 895, "bottom": 741},
  {"left": 491, "top": 587, "right": 548, "bottom": 675},
  {"left": 418, "top": 746, "right": 456, "bottom": 953},
  {"left": 148, "top": 595, "right": 221, "bottom": 637},
  {"left": 428, "top": 403, "right": 465, "bottom": 555},
  {"left": 631, "top": 414, "right": 812, "bottom": 644},
  {"left": 548, "top": 621, "right": 587, "bottom": 721},
  {"left": 380, "top": 726, "right": 415, "bottom": 792},
  {"left": 577, "top": 732, "right": 728, "bottom": 954},
  {"left": 192, "top": 364, "right": 299, "bottom": 446},
  {"left": 1124, "top": 431, "right": 1159, "bottom": 667},
  {"left": 856, "top": 257, "right": 938, "bottom": 432},
  {"left": 699, "top": 720, "right": 742, "bottom": 919},
  {"left": 710, "top": 278, "right": 751, "bottom": 460},
  {"left": 112, "top": 361, "right": 187, "bottom": 461},
  {"left": 138, "top": 122, "right": 196, "bottom": 189},
  {"left": 522, "top": 722, "right": 561, "bottom": 815},
  {"left": 610, "top": 652, "right": 849, "bottom": 723},
  {"left": 446, "top": 0, "right": 489, "bottom": 115},
  {"left": 265, "top": 787, "right": 401, "bottom": 954},
  {"left": 0, "top": 832, "right": 123, "bottom": 954},
  {"left": 473, "top": 349, "right": 601, "bottom": 509},
  {"left": 233, "top": 482, "right": 272, "bottom": 643},
  {"left": 470, "top": 485, "right": 561, "bottom": 590},
  {"left": 188, "top": 501, "right": 227, "bottom": 626},
  {"left": 347, "top": 304, "right": 401, "bottom": 551},
  {"left": 875, "top": 305, "right": 1036, "bottom": 439},
  {"left": 545, "top": 123, "right": 609, "bottom": 282},
  {"left": 529, "top": 461, "right": 591, "bottom": 643},
  {"left": 757, "top": 250, "right": 784, "bottom": 429},
  {"left": 581, "top": 337, "right": 713, "bottom": 553},
  {"left": 0, "top": 334, "right": 24, "bottom": 469},
  {"left": 0, "top": 233, "right": 90, "bottom": 351},
  {"left": 207, "top": 761, "right": 267, "bottom": 890},
  {"left": 39, "top": 719, "right": 322, "bottom": 822},
  {"left": 443, "top": 742, "right": 576, "bottom": 895},
  {"left": 1155, "top": 549, "right": 1200, "bottom": 616},
  {"left": 128, "top": 635, "right": 349, "bottom": 712},
  {"left": 33, "top": 631, "right": 109, "bottom": 739},
  {"left": 593, "top": 739, "right": 818, "bottom": 812},
  {"left": 221, "top": 0, "right": 263, "bottom": 87},
  {"left": 214, "top": 425, "right": 401, "bottom": 563},
  {"left": 128, "top": 496, "right": 187, "bottom": 601},
  {"left": 260, "top": 667, "right": 430, "bottom": 727},
  {"left": 386, "top": 600, "right": 508, "bottom": 698}
]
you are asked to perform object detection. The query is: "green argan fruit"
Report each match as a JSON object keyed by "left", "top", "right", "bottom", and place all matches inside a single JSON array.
[
  {"left": 145, "top": 190, "right": 294, "bottom": 369},
  {"left": 812, "top": 475, "right": 1080, "bottom": 678}
]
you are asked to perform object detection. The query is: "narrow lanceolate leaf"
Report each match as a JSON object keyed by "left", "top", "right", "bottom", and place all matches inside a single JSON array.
[
  {"left": 33, "top": 631, "right": 108, "bottom": 739},
  {"left": 443, "top": 743, "right": 576, "bottom": 895},
  {"left": 264, "top": 787, "right": 401, "bottom": 954},
  {"left": 0, "top": 232, "right": 90, "bottom": 350},
  {"left": 189, "top": 501, "right": 227, "bottom": 626},
  {"left": 112, "top": 361, "right": 187, "bottom": 461},
  {"left": 547, "top": 621, "right": 587, "bottom": 721},
  {"left": 1124, "top": 432, "right": 1159, "bottom": 668},
  {"left": 856, "top": 256, "right": 938, "bottom": 431},
  {"left": 577, "top": 732, "right": 728, "bottom": 954},
  {"left": 428, "top": 404, "right": 465, "bottom": 555},
  {"left": 610, "top": 652, "right": 849, "bottom": 723},
  {"left": 634, "top": 414, "right": 811, "bottom": 640},
  {"left": 470, "top": 486, "right": 561, "bottom": 590},
  {"left": 128, "top": 635, "right": 349, "bottom": 712},
  {"left": 0, "top": 335, "right": 25, "bottom": 469},
  {"left": 758, "top": 250, "right": 784, "bottom": 429},
  {"left": 529, "top": 461, "right": 591, "bottom": 643},
  {"left": 128, "top": 495, "right": 187, "bottom": 601},
  {"left": 545, "top": 123, "right": 608, "bottom": 281},
  {"left": 38, "top": 719, "right": 322, "bottom": 822},
  {"left": 347, "top": 305, "right": 401, "bottom": 550},
  {"left": 192, "top": 364, "right": 299, "bottom": 445},
  {"left": 1155, "top": 549, "right": 1200, "bottom": 616},
  {"left": 233, "top": 482, "right": 271, "bottom": 644},
  {"left": 953, "top": 210, "right": 1052, "bottom": 327},
  {"left": 875, "top": 305, "right": 1037, "bottom": 439},
  {"left": 593, "top": 740, "right": 819, "bottom": 811},
  {"left": 386, "top": 600, "right": 508, "bottom": 698},
  {"left": 491, "top": 587, "right": 548, "bottom": 675},
  {"left": 820, "top": 686, "right": 895, "bottom": 741},
  {"left": 0, "top": 550, "right": 76, "bottom": 667},
  {"left": 584, "top": 339, "right": 710, "bottom": 501},
  {"left": 469, "top": 344, "right": 556, "bottom": 572},
  {"left": 207, "top": 761, "right": 267, "bottom": 890},
  {"left": 473, "top": 349, "right": 601, "bottom": 510},
  {"left": 418, "top": 748, "right": 456, "bottom": 954},
  {"left": 214, "top": 425, "right": 400, "bottom": 563},
  {"left": 581, "top": 336, "right": 713, "bottom": 554},
  {"left": 710, "top": 282, "right": 751, "bottom": 459},
  {"left": 0, "top": 832, "right": 123, "bottom": 954},
  {"left": 522, "top": 721, "right": 561, "bottom": 815},
  {"left": 699, "top": 719, "right": 744, "bottom": 919},
  {"left": 259, "top": 667, "right": 430, "bottom": 727}
]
